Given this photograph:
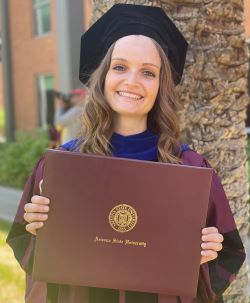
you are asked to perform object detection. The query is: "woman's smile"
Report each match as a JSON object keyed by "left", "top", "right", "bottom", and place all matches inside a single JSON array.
[{"left": 116, "top": 91, "right": 144, "bottom": 101}]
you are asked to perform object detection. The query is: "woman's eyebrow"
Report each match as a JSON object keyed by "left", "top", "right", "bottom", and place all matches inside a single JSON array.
[
  {"left": 142, "top": 63, "right": 160, "bottom": 69},
  {"left": 111, "top": 57, "right": 127, "bottom": 62},
  {"left": 111, "top": 57, "right": 160, "bottom": 69}
]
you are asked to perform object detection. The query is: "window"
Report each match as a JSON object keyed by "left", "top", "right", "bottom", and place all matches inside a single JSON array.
[
  {"left": 37, "top": 74, "right": 54, "bottom": 128},
  {"left": 33, "top": 0, "right": 51, "bottom": 36}
]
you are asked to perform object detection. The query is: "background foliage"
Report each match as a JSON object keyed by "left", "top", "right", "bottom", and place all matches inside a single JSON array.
[
  {"left": 0, "top": 108, "right": 5, "bottom": 138},
  {"left": 0, "top": 129, "right": 49, "bottom": 188}
]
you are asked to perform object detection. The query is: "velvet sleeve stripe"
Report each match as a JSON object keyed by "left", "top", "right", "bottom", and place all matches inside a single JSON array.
[
  {"left": 209, "top": 239, "right": 245, "bottom": 296},
  {"left": 209, "top": 263, "right": 231, "bottom": 297},
  {"left": 221, "top": 229, "right": 245, "bottom": 249},
  {"left": 218, "top": 249, "right": 246, "bottom": 273},
  {"left": 6, "top": 223, "right": 33, "bottom": 272}
]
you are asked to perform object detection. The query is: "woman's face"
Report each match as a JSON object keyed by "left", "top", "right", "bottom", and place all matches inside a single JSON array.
[{"left": 104, "top": 35, "right": 161, "bottom": 121}]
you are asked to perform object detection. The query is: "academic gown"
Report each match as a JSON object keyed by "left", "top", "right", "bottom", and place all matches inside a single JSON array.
[{"left": 6, "top": 130, "right": 246, "bottom": 303}]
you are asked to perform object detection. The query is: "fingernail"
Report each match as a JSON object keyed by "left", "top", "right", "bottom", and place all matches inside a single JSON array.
[{"left": 201, "top": 251, "right": 206, "bottom": 256}]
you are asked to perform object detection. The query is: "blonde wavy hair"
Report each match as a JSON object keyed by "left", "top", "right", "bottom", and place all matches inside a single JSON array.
[{"left": 79, "top": 37, "right": 182, "bottom": 164}]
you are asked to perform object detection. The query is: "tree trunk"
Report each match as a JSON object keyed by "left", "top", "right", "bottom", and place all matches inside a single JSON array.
[{"left": 91, "top": 0, "right": 249, "bottom": 302}]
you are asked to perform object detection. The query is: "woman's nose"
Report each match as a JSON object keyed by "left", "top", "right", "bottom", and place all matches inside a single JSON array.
[{"left": 125, "top": 71, "right": 139, "bottom": 86}]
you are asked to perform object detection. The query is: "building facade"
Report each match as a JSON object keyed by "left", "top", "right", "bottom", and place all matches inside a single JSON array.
[
  {"left": 0, "top": 0, "right": 91, "bottom": 137},
  {"left": 9, "top": 0, "right": 58, "bottom": 131}
]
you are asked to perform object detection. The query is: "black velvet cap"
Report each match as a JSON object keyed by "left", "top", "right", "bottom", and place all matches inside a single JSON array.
[{"left": 79, "top": 3, "right": 188, "bottom": 85}]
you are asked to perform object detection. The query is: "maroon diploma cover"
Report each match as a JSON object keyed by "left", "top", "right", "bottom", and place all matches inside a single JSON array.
[{"left": 32, "top": 149, "right": 213, "bottom": 297}]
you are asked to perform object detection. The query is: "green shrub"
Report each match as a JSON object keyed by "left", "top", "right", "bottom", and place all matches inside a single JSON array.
[
  {"left": 0, "top": 107, "right": 5, "bottom": 134},
  {"left": 0, "top": 108, "right": 5, "bottom": 137},
  {"left": 0, "top": 129, "right": 49, "bottom": 189}
]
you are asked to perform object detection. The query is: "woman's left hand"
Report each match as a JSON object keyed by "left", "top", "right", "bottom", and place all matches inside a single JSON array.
[{"left": 200, "top": 227, "right": 224, "bottom": 264}]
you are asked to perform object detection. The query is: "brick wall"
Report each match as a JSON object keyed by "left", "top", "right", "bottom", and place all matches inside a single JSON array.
[{"left": 8, "top": 0, "right": 58, "bottom": 132}]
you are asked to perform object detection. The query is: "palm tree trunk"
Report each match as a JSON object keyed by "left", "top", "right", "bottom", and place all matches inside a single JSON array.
[{"left": 91, "top": 0, "right": 249, "bottom": 302}]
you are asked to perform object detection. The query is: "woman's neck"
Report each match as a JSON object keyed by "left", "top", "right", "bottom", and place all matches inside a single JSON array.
[{"left": 113, "top": 115, "right": 147, "bottom": 136}]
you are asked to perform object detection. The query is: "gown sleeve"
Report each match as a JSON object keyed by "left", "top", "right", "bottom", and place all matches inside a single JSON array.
[
  {"left": 6, "top": 142, "right": 81, "bottom": 303},
  {"left": 181, "top": 150, "right": 246, "bottom": 303},
  {"left": 6, "top": 142, "right": 75, "bottom": 271},
  {"left": 6, "top": 155, "right": 45, "bottom": 274},
  {"left": 6, "top": 155, "right": 49, "bottom": 302}
]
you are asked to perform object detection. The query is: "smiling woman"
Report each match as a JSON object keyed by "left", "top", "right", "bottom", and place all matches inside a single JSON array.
[
  {"left": 104, "top": 36, "right": 161, "bottom": 129},
  {"left": 81, "top": 35, "right": 181, "bottom": 164},
  {"left": 6, "top": 3, "right": 245, "bottom": 303}
]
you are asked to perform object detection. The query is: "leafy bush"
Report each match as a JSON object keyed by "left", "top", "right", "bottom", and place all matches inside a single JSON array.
[
  {"left": 0, "top": 108, "right": 5, "bottom": 137},
  {"left": 0, "top": 129, "right": 49, "bottom": 189}
]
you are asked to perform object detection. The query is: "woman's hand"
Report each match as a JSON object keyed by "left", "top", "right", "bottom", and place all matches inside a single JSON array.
[
  {"left": 24, "top": 195, "right": 50, "bottom": 236},
  {"left": 200, "top": 227, "right": 223, "bottom": 264}
]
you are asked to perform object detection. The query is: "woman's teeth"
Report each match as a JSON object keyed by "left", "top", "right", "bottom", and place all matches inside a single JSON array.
[{"left": 118, "top": 91, "right": 142, "bottom": 100}]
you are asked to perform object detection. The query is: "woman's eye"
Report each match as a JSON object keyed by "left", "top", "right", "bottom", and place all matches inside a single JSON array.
[
  {"left": 143, "top": 70, "right": 156, "bottom": 78},
  {"left": 112, "top": 65, "right": 126, "bottom": 71}
]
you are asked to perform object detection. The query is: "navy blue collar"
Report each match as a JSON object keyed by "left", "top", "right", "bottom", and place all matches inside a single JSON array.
[
  {"left": 60, "top": 131, "right": 189, "bottom": 161},
  {"left": 110, "top": 130, "right": 159, "bottom": 161}
]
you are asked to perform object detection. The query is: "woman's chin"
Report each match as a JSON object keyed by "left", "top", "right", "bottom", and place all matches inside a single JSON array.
[{"left": 113, "top": 108, "right": 144, "bottom": 117}]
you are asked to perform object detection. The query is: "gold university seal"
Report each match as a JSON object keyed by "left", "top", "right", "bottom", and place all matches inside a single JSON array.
[{"left": 109, "top": 204, "right": 138, "bottom": 233}]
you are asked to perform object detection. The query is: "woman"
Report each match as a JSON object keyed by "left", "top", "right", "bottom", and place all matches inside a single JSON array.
[{"left": 7, "top": 4, "right": 245, "bottom": 303}]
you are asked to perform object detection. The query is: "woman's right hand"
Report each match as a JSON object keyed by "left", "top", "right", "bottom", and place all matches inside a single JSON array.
[{"left": 24, "top": 195, "right": 50, "bottom": 236}]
